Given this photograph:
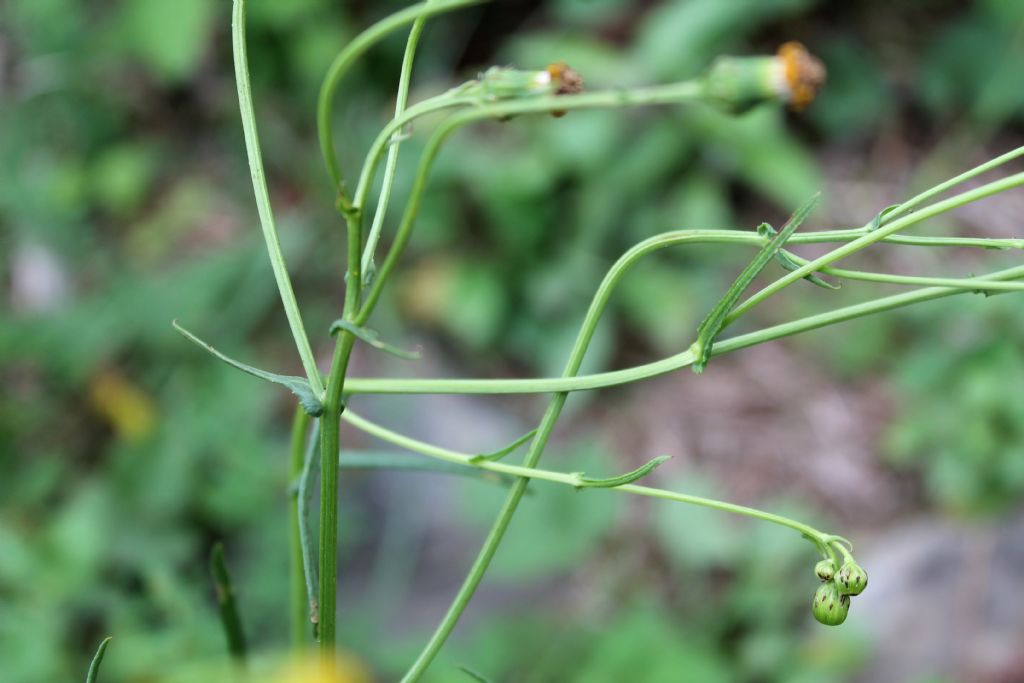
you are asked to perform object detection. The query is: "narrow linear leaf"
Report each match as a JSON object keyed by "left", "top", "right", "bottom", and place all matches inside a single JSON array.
[
  {"left": 458, "top": 666, "right": 495, "bottom": 683},
  {"left": 758, "top": 223, "right": 839, "bottom": 290},
  {"left": 211, "top": 543, "right": 248, "bottom": 664},
  {"left": 867, "top": 203, "right": 901, "bottom": 231},
  {"left": 691, "top": 193, "right": 820, "bottom": 373},
  {"left": 330, "top": 319, "right": 421, "bottom": 360},
  {"left": 341, "top": 449, "right": 515, "bottom": 486},
  {"left": 469, "top": 429, "right": 538, "bottom": 463},
  {"left": 173, "top": 320, "right": 323, "bottom": 416},
  {"left": 576, "top": 455, "right": 671, "bottom": 489},
  {"left": 86, "top": 637, "right": 112, "bottom": 683}
]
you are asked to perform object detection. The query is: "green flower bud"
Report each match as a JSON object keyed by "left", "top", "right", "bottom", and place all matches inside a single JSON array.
[
  {"left": 835, "top": 561, "right": 868, "bottom": 596},
  {"left": 814, "top": 559, "right": 836, "bottom": 581},
  {"left": 812, "top": 581, "right": 850, "bottom": 626},
  {"left": 705, "top": 42, "right": 825, "bottom": 113}
]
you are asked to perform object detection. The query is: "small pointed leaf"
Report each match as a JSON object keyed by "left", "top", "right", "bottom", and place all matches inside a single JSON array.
[
  {"left": 330, "top": 319, "right": 421, "bottom": 360},
  {"left": 173, "top": 321, "right": 324, "bottom": 416},
  {"left": 576, "top": 455, "right": 671, "bottom": 489},
  {"left": 867, "top": 203, "right": 901, "bottom": 231},
  {"left": 469, "top": 429, "right": 538, "bottom": 463},
  {"left": 759, "top": 223, "right": 839, "bottom": 290}
]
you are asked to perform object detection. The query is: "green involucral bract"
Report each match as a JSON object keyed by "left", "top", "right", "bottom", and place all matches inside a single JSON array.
[
  {"left": 836, "top": 561, "right": 869, "bottom": 596},
  {"left": 812, "top": 581, "right": 850, "bottom": 626}
]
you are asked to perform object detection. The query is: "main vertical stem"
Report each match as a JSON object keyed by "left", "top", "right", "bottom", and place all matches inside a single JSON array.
[
  {"left": 289, "top": 406, "right": 312, "bottom": 649},
  {"left": 317, "top": 332, "right": 356, "bottom": 656},
  {"left": 318, "top": 211, "right": 363, "bottom": 659}
]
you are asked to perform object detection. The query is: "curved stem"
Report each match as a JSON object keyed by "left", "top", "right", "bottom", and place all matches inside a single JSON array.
[
  {"left": 317, "top": 0, "right": 488, "bottom": 192},
  {"left": 361, "top": 1, "right": 434, "bottom": 286},
  {"left": 399, "top": 220, "right": 726, "bottom": 681},
  {"left": 356, "top": 81, "right": 708, "bottom": 324},
  {"left": 231, "top": 0, "right": 324, "bottom": 397},
  {"left": 353, "top": 93, "right": 478, "bottom": 211},
  {"left": 878, "top": 144, "right": 1024, "bottom": 225},
  {"left": 339, "top": 234, "right": 1024, "bottom": 395}
]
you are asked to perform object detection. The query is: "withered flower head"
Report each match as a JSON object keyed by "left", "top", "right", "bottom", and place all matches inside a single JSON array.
[
  {"left": 546, "top": 62, "right": 584, "bottom": 117},
  {"left": 775, "top": 42, "right": 826, "bottom": 110}
]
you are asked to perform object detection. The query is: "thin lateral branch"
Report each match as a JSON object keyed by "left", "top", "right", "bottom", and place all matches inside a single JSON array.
[
  {"left": 231, "top": 0, "right": 323, "bottom": 397},
  {"left": 340, "top": 410, "right": 826, "bottom": 540}
]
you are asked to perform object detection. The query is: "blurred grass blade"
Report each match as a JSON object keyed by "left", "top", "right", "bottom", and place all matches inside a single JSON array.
[
  {"left": 85, "top": 637, "right": 112, "bottom": 683},
  {"left": 458, "top": 666, "right": 495, "bottom": 683},
  {"left": 576, "top": 455, "right": 671, "bottom": 488},
  {"left": 469, "top": 429, "right": 538, "bottom": 463},
  {"left": 210, "top": 543, "right": 248, "bottom": 664},
  {"left": 173, "top": 321, "right": 324, "bottom": 416},
  {"left": 691, "top": 193, "right": 820, "bottom": 373},
  {"left": 330, "top": 319, "right": 421, "bottom": 360}
]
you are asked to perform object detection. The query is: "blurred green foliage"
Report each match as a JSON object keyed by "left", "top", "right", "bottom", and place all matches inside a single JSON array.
[{"left": 2, "top": 0, "right": 1023, "bottom": 680}]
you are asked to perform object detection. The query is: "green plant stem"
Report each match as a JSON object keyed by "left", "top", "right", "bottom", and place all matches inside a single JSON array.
[
  {"left": 338, "top": 229, "right": 1024, "bottom": 395},
  {"left": 288, "top": 406, "right": 311, "bottom": 649},
  {"left": 808, "top": 231, "right": 1023, "bottom": 250},
  {"left": 341, "top": 410, "right": 828, "bottom": 541},
  {"left": 315, "top": 0, "right": 491, "bottom": 659},
  {"left": 724, "top": 171, "right": 1024, "bottom": 325},
  {"left": 352, "top": 81, "right": 706, "bottom": 221},
  {"left": 231, "top": 0, "right": 323, "bottom": 397},
  {"left": 357, "top": 82, "right": 707, "bottom": 322},
  {"left": 401, "top": 220, "right": 728, "bottom": 682},
  {"left": 338, "top": 449, "right": 513, "bottom": 485},
  {"left": 353, "top": 93, "right": 478, "bottom": 210},
  {"left": 399, "top": 193, "right": 1024, "bottom": 676},
  {"left": 361, "top": 1, "right": 434, "bottom": 285},
  {"left": 317, "top": 261, "right": 360, "bottom": 656},
  {"left": 317, "top": 0, "right": 488, "bottom": 193},
  {"left": 799, "top": 261, "right": 1024, "bottom": 292},
  {"left": 878, "top": 144, "right": 1024, "bottom": 225},
  {"left": 316, "top": 337, "right": 353, "bottom": 658}
]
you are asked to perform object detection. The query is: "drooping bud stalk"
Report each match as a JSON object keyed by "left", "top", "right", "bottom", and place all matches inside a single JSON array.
[
  {"left": 815, "top": 558, "right": 836, "bottom": 582},
  {"left": 455, "top": 62, "right": 583, "bottom": 117},
  {"left": 835, "top": 560, "right": 868, "bottom": 596},
  {"left": 812, "top": 581, "right": 850, "bottom": 626},
  {"left": 705, "top": 41, "right": 825, "bottom": 113}
]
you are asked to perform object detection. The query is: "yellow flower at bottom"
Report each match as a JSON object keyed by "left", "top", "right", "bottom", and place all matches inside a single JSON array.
[{"left": 271, "top": 653, "right": 372, "bottom": 683}]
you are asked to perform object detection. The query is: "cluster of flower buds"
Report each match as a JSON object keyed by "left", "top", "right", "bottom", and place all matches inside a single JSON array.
[
  {"left": 705, "top": 41, "right": 825, "bottom": 112},
  {"left": 811, "top": 557, "right": 868, "bottom": 626}
]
